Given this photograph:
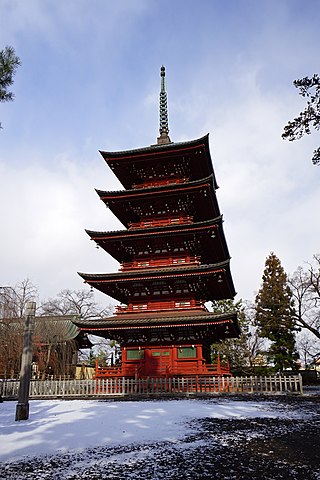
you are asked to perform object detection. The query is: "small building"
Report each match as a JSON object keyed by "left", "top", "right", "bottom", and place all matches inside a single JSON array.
[
  {"left": 0, "top": 315, "right": 90, "bottom": 379},
  {"left": 76, "top": 67, "right": 240, "bottom": 378}
]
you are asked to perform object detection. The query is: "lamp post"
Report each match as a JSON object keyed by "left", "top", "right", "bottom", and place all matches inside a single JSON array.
[{"left": 15, "top": 301, "right": 36, "bottom": 421}]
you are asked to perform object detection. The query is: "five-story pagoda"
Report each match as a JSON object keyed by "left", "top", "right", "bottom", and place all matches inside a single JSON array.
[{"left": 77, "top": 67, "right": 240, "bottom": 378}]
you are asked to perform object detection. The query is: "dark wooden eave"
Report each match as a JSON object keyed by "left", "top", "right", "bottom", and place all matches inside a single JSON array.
[
  {"left": 99, "top": 134, "right": 218, "bottom": 190},
  {"left": 78, "top": 261, "right": 236, "bottom": 303},
  {"left": 96, "top": 175, "right": 219, "bottom": 229},
  {"left": 74, "top": 310, "right": 240, "bottom": 342},
  {"left": 86, "top": 217, "right": 230, "bottom": 264}
]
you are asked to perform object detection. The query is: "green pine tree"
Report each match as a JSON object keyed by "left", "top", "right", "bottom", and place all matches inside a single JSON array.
[
  {"left": 0, "top": 45, "right": 21, "bottom": 129},
  {"left": 255, "top": 252, "right": 298, "bottom": 372}
]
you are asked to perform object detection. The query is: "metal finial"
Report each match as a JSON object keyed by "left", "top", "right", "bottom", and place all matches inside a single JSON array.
[{"left": 157, "top": 65, "right": 171, "bottom": 145}]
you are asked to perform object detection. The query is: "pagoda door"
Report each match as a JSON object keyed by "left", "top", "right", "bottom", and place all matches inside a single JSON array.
[{"left": 146, "top": 349, "right": 171, "bottom": 376}]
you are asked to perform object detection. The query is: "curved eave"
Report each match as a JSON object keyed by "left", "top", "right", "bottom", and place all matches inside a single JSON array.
[
  {"left": 74, "top": 310, "right": 237, "bottom": 327},
  {"left": 85, "top": 216, "right": 223, "bottom": 239},
  {"left": 74, "top": 311, "right": 240, "bottom": 338},
  {"left": 79, "top": 260, "right": 229, "bottom": 281},
  {"left": 95, "top": 175, "right": 219, "bottom": 228},
  {"left": 95, "top": 174, "right": 215, "bottom": 198},
  {"left": 78, "top": 261, "right": 237, "bottom": 303},
  {"left": 85, "top": 216, "right": 231, "bottom": 264},
  {"left": 100, "top": 134, "right": 210, "bottom": 158},
  {"left": 99, "top": 134, "right": 218, "bottom": 190}
]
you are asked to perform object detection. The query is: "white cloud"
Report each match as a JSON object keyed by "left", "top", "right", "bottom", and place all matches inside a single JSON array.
[
  {"left": 0, "top": 154, "right": 121, "bottom": 305},
  {"left": 184, "top": 65, "right": 320, "bottom": 299}
]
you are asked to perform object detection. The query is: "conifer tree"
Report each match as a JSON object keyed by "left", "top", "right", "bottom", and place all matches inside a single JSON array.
[
  {"left": 0, "top": 45, "right": 21, "bottom": 129},
  {"left": 255, "top": 252, "right": 298, "bottom": 371}
]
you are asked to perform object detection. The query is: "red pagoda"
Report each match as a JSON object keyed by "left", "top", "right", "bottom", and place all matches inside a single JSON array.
[{"left": 77, "top": 67, "right": 239, "bottom": 378}]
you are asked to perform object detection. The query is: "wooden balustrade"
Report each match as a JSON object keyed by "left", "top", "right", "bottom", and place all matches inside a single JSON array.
[
  {"left": 115, "top": 299, "right": 206, "bottom": 314},
  {"left": 120, "top": 255, "right": 200, "bottom": 271},
  {"left": 95, "top": 365, "right": 122, "bottom": 377},
  {"left": 95, "top": 358, "right": 230, "bottom": 378},
  {"left": 132, "top": 178, "right": 189, "bottom": 189},
  {"left": 128, "top": 215, "right": 193, "bottom": 229}
]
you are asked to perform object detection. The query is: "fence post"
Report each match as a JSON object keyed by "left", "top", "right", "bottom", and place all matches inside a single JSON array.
[{"left": 298, "top": 374, "right": 303, "bottom": 394}]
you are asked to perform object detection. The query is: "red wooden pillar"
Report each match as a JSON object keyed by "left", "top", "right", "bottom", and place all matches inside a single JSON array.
[
  {"left": 95, "top": 357, "right": 99, "bottom": 378},
  {"left": 217, "top": 352, "right": 221, "bottom": 375}
]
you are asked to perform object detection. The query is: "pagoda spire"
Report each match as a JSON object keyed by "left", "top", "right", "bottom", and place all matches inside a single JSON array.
[{"left": 157, "top": 65, "right": 171, "bottom": 145}]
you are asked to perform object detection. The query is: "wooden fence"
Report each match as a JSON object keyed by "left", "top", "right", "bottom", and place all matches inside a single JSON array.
[{"left": 0, "top": 375, "right": 303, "bottom": 399}]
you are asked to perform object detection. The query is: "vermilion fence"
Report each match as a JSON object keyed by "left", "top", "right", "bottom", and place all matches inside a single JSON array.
[{"left": 0, "top": 374, "right": 303, "bottom": 399}]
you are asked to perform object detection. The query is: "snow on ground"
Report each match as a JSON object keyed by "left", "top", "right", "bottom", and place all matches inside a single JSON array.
[{"left": 0, "top": 398, "right": 305, "bottom": 463}]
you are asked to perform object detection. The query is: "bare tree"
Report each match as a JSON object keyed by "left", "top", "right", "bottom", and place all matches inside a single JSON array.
[
  {"left": 296, "top": 332, "right": 320, "bottom": 369},
  {"left": 0, "top": 279, "right": 38, "bottom": 317},
  {"left": 210, "top": 299, "right": 266, "bottom": 374},
  {"left": 289, "top": 254, "right": 320, "bottom": 341},
  {"left": 38, "top": 289, "right": 113, "bottom": 377},
  {"left": 39, "top": 288, "right": 112, "bottom": 319},
  {"left": 1, "top": 284, "right": 112, "bottom": 378},
  {"left": 14, "top": 279, "right": 38, "bottom": 317},
  {"left": 0, "top": 286, "right": 17, "bottom": 318},
  {"left": 0, "top": 316, "right": 23, "bottom": 378},
  {"left": 0, "top": 280, "right": 37, "bottom": 378}
]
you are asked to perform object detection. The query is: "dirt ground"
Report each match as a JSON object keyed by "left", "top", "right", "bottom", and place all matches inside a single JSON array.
[{"left": 1, "top": 389, "right": 319, "bottom": 480}]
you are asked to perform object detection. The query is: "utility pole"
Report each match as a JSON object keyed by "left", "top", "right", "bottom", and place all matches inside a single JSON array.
[{"left": 15, "top": 301, "right": 36, "bottom": 421}]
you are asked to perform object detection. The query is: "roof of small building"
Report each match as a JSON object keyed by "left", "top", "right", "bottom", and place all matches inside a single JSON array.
[{"left": 0, "top": 315, "right": 83, "bottom": 343}]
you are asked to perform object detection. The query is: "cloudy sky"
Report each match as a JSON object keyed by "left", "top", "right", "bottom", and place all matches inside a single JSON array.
[{"left": 0, "top": 0, "right": 319, "bottom": 309}]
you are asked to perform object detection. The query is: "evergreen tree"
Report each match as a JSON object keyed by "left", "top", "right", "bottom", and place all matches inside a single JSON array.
[
  {"left": 255, "top": 252, "right": 298, "bottom": 371},
  {"left": 0, "top": 45, "right": 21, "bottom": 128}
]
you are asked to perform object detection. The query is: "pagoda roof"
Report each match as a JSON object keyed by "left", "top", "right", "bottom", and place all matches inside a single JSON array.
[
  {"left": 74, "top": 310, "right": 240, "bottom": 340},
  {"left": 99, "top": 134, "right": 218, "bottom": 190},
  {"left": 86, "top": 217, "right": 230, "bottom": 264},
  {"left": 78, "top": 260, "right": 236, "bottom": 303},
  {"left": 96, "top": 173, "right": 215, "bottom": 198},
  {"left": 96, "top": 175, "right": 220, "bottom": 228}
]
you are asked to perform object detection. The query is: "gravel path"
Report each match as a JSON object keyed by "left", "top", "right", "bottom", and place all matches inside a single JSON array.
[{"left": 1, "top": 393, "right": 319, "bottom": 480}]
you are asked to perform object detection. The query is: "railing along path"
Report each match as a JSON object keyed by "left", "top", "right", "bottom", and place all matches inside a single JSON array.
[{"left": 0, "top": 374, "right": 303, "bottom": 399}]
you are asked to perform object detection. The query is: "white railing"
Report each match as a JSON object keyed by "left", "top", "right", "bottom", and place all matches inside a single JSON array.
[{"left": 0, "top": 375, "right": 303, "bottom": 399}]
